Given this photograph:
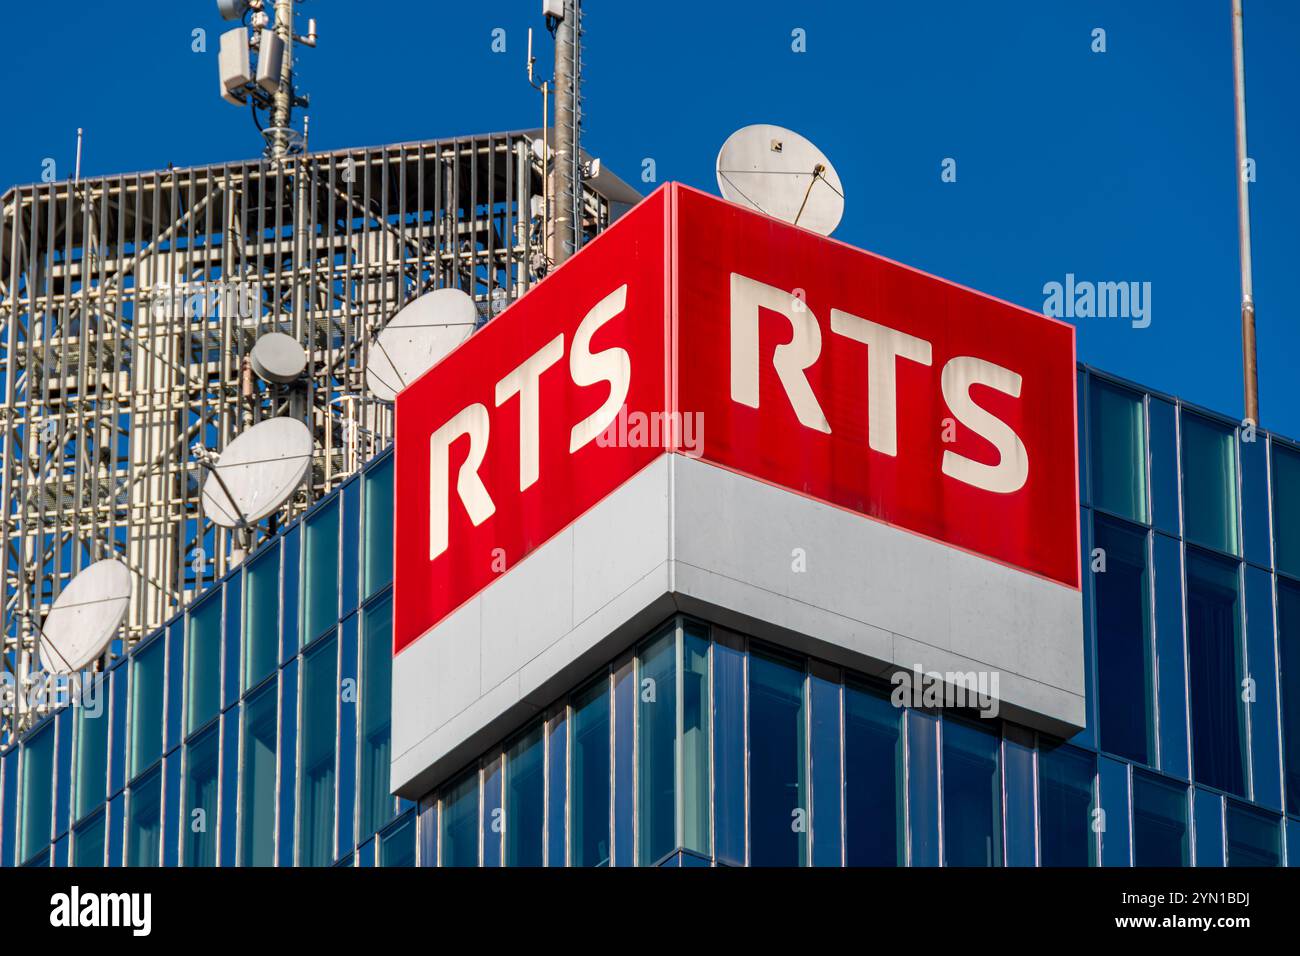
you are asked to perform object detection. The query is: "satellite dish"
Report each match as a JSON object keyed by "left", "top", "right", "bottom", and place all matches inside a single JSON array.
[
  {"left": 250, "top": 332, "right": 307, "bottom": 384},
  {"left": 200, "top": 417, "right": 314, "bottom": 528},
  {"left": 715, "top": 124, "right": 845, "bottom": 236},
  {"left": 37, "top": 559, "right": 132, "bottom": 674},
  {"left": 364, "top": 288, "right": 477, "bottom": 402}
]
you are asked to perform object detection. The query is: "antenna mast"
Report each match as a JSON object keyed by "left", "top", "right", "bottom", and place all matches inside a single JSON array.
[
  {"left": 1231, "top": 0, "right": 1259, "bottom": 426},
  {"left": 216, "top": 0, "right": 317, "bottom": 165},
  {"left": 551, "top": 0, "right": 583, "bottom": 265}
]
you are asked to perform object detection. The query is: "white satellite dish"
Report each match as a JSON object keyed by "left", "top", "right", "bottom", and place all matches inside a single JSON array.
[
  {"left": 364, "top": 287, "right": 477, "bottom": 402},
  {"left": 37, "top": 559, "right": 132, "bottom": 674},
  {"left": 250, "top": 332, "right": 307, "bottom": 384},
  {"left": 715, "top": 124, "right": 845, "bottom": 236},
  {"left": 200, "top": 417, "right": 314, "bottom": 528}
]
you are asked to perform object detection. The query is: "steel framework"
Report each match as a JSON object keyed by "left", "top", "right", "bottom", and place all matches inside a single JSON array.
[{"left": 0, "top": 130, "right": 637, "bottom": 743}]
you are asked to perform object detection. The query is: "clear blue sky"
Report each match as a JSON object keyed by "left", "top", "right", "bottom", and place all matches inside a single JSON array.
[{"left": 4, "top": 1, "right": 1297, "bottom": 437}]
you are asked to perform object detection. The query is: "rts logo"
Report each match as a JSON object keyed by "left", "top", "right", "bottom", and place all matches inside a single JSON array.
[
  {"left": 728, "top": 272, "right": 1029, "bottom": 495},
  {"left": 427, "top": 285, "right": 631, "bottom": 559},
  {"left": 393, "top": 185, "right": 1078, "bottom": 652}
]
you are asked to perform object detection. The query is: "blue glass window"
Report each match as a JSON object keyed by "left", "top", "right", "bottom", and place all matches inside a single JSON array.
[
  {"left": 73, "top": 810, "right": 106, "bottom": 866},
  {"left": 1225, "top": 802, "right": 1280, "bottom": 866},
  {"left": 907, "top": 711, "right": 941, "bottom": 865},
  {"left": 1185, "top": 548, "right": 1247, "bottom": 796},
  {"left": 341, "top": 480, "right": 360, "bottom": 615},
  {"left": 360, "top": 595, "right": 394, "bottom": 838},
  {"left": 1002, "top": 727, "right": 1036, "bottom": 866},
  {"left": 1038, "top": 741, "right": 1097, "bottom": 866},
  {"left": 108, "top": 665, "right": 127, "bottom": 796},
  {"left": 127, "top": 768, "right": 162, "bottom": 867},
  {"left": 681, "top": 623, "right": 710, "bottom": 857},
  {"left": 809, "top": 669, "right": 842, "bottom": 867},
  {"left": 364, "top": 454, "right": 395, "bottom": 597},
  {"left": 441, "top": 769, "right": 479, "bottom": 867},
  {"left": 712, "top": 634, "right": 746, "bottom": 866},
  {"left": 277, "top": 659, "right": 297, "bottom": 866},
  {"left": 570, "top": 677, "right": 611, "bottom": 866},
  {"left": 843, "top": 680, "right": 902, "bottom": 866},
  {"left": 1093, "top": 515, "right": 1154, "bottom": 764},
  {"left": 1090, "top": 380, "right": 1148, "bottom": 523},
  {"left": 1274, "top": 443, "right": 1300, "bottom": 578},
  {"left": 505, "top": 724, "right": 544, "bottom": 867},
  {"left": 304, "top": 500, "right": 340, "bottom": 642},
  {"left": 299, "top": 635, "right": 338, "bottom": 865},
  {"left": 241, "top": 683, "right": 277, "bottom": 866},
  {"left": 244, "top": 545, "right": 280, "bottom": 690},
  {"left": 481, "top": 756, "right": 502, "bottom": 866},
  {"left": 165, "top": 623, "right": 184, "bottom": 753},
  {"left": 1279, "top": 579, "right": 1300, "bottom": 815},
  {"left": 941, "top": 717, "right": 1002, "bottom": 866},
  {"left": 1193, "top": 787, "right": 1225, "bottom": 866},
  {"left": 748, "top": 648, "right": 807, "bottom": 867},
  {"left": 223, "top": 575, "right": 241, "bottom": 710},
  {"left": 1132, "top": 771, "right": 1189, "bottom": 866},
  {"left": 335, "top": 616, "right": 357, "bottom": 855},
  {"left": 182, "top": 726, "right": 220, "bottom": 866},
  {"left": 612, "top": 654, "right": 634, "bottom": 866},
  {"left": 1182, "top": 413, "right": 1239, "bottom": 555},
  {"left": 75, "top": 681, "right": 110, "bottom": 822},
  {"left": 282, "top": 526, "right": 301, "bottom": 661},
  {"left": 637, "top": 628, "right": 677, "bottom": 866},
  {"left": 219, "top": 711, "right": 238, "bottom": 866},
  {"left": 54, "top": 709, "right": 71, "bottom": 840},
  {"left": 20, "top": 725, "right": 54, "bottom": 863},
  {"left": 129, "top": 637, "right": 165, "bottom": 778},
  {"left": 186, "top": 593, "right": 222, "bottom": 734},
  {"left": 379, "top": 813, "right": 416, "bottom": 867},
  {"left": 546, "top": 708, "right": 567, "bottom": 866},
  {"left": 418, "top": 797, "right": 437, "bottom": 869},
  {"left": 163, "top": 753, "right": 181, "bottom": 866}
]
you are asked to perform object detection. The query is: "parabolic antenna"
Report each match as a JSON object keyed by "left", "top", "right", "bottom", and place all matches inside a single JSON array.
[
  {"left": 364, "top": 287, "right": 477, "bottom": 402},
  {"left": 37, "top": 559, "right": 132, "bottom": 674},
  {"left": 250, "top": 332, "right": 307, "bottom": 384},
  {"left": 200, "top": 417, "right": 314, "bottom": 528},
  {"left": 715, "top": 124, "right": 845, "bottom": 236}
]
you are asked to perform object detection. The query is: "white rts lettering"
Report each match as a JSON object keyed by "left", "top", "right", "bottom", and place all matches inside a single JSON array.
[
  {"left": 940, "top": 356, "right": 1028, "bottom": 493},
  {"left": 429, "top": 285, "right": 631, "bottom": 559},
  {"left": 830, "top": 308, "right": 932, "bottom": 456},
  {"left": 495, "top": 333, "right": 565, "bottom": 492},
  {"left": 427, "top": 272, "right": 1033, "bottom": 562},
  {"left": 731, "top": 273, "right": 1028, "bottom": 493},
  {"left": 729, "top": 272, "right": 830, "bottom": 433},
  {"left": 429, "top": 404, "right": 494, "bottom": 560},
  {"left": 570, "top": 285, "right": 632, "bottom": 452}
]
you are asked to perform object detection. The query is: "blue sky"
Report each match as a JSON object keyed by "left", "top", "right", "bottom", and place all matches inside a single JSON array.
[{"left": 3, "top": 0, "right": 1297, "bottom": 437}]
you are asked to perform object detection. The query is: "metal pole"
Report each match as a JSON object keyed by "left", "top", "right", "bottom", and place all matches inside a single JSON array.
[
  {"left": 270, "top": 0, "right": 295, "bottom": 164},
  {"left": 1232, "top": 0, "right": 1259, "bottom": 425},
  {"left": 552, "top": 0, "right": 581, "bottom": 265}
]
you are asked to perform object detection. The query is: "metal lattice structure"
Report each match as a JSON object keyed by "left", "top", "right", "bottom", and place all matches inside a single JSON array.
[{"left": 0, "top": 130, "right": 639, "bottom": 743}]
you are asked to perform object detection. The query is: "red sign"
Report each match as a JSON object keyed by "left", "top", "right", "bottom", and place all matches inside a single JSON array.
[
  {"left": 393, "top": 190, "right": 669, "bottom": 653},
  {"left": 394, "top": 184, "right": 1078, "bottom": 654}
]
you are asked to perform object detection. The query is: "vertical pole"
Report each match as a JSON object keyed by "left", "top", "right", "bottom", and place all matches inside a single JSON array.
[
  {"left": 270, "top": 0, "right": 295, "bottom": 164},
  {"left": 552, "top": 0, "right": 581, "bottom": 266},
  {"left": 1232, "top": 0, "right": 1259, "bottom": 425}
]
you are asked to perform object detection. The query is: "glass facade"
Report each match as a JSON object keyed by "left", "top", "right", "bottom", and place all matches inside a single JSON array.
[
  {"left": 3, "top": 368, "right": 1299, "bottom": 868},
  {"left": 0, "top": 453, "right": 410, "bottom": 868}
]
